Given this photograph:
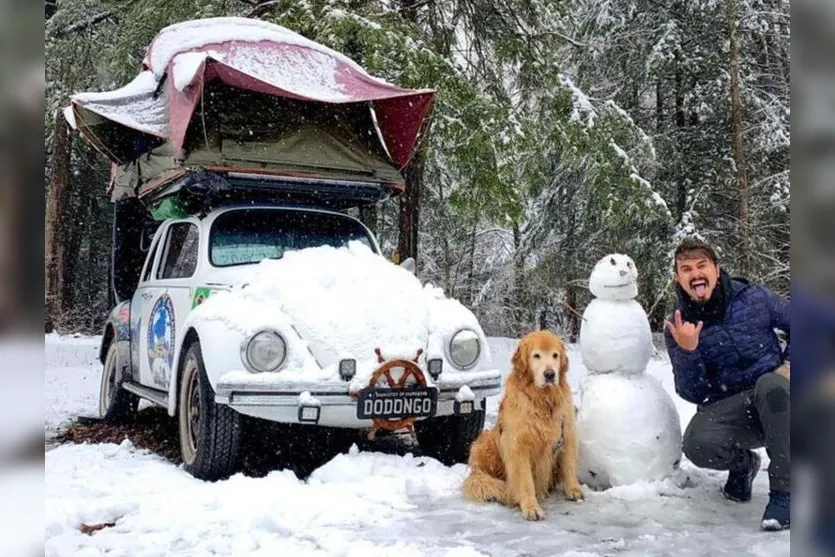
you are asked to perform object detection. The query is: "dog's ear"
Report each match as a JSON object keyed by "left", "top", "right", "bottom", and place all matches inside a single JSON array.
[
  {"left": 511, "top": 339, "right": 527, "bottom": 374},
  {"left": 559, "top": 342, "right": 570, "bottom": 377}
]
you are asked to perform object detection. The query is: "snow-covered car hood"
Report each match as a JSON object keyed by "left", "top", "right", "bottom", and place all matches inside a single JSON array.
[{"left": 187, "top": 242, "right": 491, "bottom": 388}]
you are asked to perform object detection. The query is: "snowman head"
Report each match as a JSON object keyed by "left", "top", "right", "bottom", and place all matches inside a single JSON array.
[{"left": 589, "top": 254, "right": 639, "bottom": 300}]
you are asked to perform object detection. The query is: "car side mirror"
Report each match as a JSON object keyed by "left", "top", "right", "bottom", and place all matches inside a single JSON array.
[{"left": 400, "top": 257, "right": 416, "bottom": 274}]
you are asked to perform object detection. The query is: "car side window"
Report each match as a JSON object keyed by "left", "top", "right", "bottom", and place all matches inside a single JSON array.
[
  {"left": 158, "top": 223, "right": 199, "bottom": 280},
  {"left": 140, "top": 237, "right": 161, "bottom": 284}
]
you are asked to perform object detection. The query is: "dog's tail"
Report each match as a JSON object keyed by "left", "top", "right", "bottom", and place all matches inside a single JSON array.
[{"left": 463, "top": 470, "right": 507, "bottom": 503}]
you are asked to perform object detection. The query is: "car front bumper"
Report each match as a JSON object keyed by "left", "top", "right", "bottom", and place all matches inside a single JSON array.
[{"left": 214, "top": 371, "right": 502, "bottom": 428}]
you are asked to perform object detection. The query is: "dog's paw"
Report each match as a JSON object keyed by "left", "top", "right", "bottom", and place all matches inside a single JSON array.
[
  {"left": 520, "top": 503, "right": 545, "bottom": 521},
  {"left": 564, "top": 484, "right": 584, "bottom": 501}
]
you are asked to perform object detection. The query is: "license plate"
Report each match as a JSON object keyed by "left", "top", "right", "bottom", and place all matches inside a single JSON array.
[{"left": 356, "top": 387, "right": 438, "bottom": 419}]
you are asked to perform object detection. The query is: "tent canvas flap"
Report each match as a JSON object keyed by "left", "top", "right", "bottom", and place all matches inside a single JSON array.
[{"left": 65, "top": 16, "right": 435, "bottom": 179}]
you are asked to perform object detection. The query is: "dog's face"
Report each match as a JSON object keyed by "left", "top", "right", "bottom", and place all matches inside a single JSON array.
[{"left": 512, "top": 330, "right": 569, "bottom": 388}]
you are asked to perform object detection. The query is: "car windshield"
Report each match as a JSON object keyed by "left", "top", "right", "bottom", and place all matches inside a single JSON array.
[{"left": 210, "top": 209, "right": 375, "bottom": 267}]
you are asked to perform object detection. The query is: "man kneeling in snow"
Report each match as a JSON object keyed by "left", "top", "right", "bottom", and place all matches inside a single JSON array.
[{"left": 664, "top": 238, "right": 790, "bottom": 531}]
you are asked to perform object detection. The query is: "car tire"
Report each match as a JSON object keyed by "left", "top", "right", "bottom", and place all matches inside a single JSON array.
[
  {"left": 178, "top": 341, "right": 241, "bottom": 481},
  {"left": 414, "top": 407, "right": 486, "bottom": 465},
  {"left": 99, "top": 342, "right": 139, "bottom": 424}
]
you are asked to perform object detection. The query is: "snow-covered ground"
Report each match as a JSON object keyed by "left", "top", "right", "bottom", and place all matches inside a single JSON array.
[
  {"left": 45, "top": 334, "right": 790, "bottom": 556},
  {"left": 44, "top": 333, "right": 104, "bottom": 439}
]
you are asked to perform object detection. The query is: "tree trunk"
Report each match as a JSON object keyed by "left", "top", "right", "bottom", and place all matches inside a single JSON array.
[
  {"left": 561, "top": 178, "right": 580, "bottom": 342},
  {"left": 437, "top": 180, "right": 452, "bottom": 294},
  {"left": 655, "top": 80, "right": 664, "bottom": 132},
  {"left": 464, "top": 221, "right": 477, "bottom": 306},
  {"left": 45, "top": 109, "right": 73, "bottom": 331},
  {"left": 674, "top": 63, "right": 687, "bottom": 219},
  {"left": 512, "top": 223, "right": 525, "bottom": 335},
  {"left": 674, "top": 60, "right": 685, "bottom": 129},
  {"left": 397, "top": 148, "right": 424, "bottom": 268},
  {"left": 396, "top": 0, "right": 426, "bottom": 270},
  {"left": 565, "top": 284, "right": 579, "bottom": 343},
  {"left": 727, "top": 0, "right": 752, "bottom": 276}
]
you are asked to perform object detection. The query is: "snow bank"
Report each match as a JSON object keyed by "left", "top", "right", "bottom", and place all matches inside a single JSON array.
[
  {"left": 44, "top": 438, "right": 788, "bottom": 557},
  {"left": 44, "top": 336, "right": 788, "bottom": 556},
  {"left": 44, "top": 334, "right": 102, "bottom": 438},
  {"left": 45, "top": 441, "right": 482, "bottom": 557},
  {"left": 188, "top": 242, "right": 492, "bottom": 390}
]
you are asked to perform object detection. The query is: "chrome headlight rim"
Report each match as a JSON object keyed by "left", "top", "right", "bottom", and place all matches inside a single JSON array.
[
  {"left": 240, "top": 329, "right": 287, "bottom": 373},
  {"left": 446, "top": 328, "right": 481, "bottom": 371}
]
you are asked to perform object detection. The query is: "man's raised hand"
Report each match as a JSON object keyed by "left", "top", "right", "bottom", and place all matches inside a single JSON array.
[{"left": 665, "top": 310, "right": 703, "bottom": 352}]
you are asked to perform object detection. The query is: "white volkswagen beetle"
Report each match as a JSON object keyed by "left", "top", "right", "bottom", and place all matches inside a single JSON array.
[{"left": 98, "top": 203, "right": 501, "bottom": 480}]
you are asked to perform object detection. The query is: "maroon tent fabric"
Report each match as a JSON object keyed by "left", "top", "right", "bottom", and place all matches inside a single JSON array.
[
  {"left": 153, "top": 39, "right": 435, "bottom": 169},
  {"left": 66, "top": 18, "right": 435, "bottom": 172}
]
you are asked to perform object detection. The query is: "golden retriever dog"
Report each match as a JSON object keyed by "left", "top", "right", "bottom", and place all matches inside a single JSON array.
[{"left": 462, "top": 330, "right": 583, "bottom": 520}]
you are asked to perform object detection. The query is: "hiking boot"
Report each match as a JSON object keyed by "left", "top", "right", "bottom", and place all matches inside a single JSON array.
[
  {"left": 722, "top": 450, "right": 761, "bottom": 503},
  {"left": 761, "top": 490, "right": 790, "bottom": 531}
]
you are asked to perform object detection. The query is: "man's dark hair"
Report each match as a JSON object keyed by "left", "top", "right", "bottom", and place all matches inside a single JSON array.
[{"left": 673, "top": 237, "right": 719, "bottom": 271}]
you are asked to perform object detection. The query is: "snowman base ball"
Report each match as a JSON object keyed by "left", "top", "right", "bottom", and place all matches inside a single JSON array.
[{"left": 576, "top": 372, "right": 683, "bottom": 490}]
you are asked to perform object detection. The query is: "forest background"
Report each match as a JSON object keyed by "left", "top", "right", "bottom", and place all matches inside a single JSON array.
[{"left": 44, "top": 0, "right": 790, "bottom": 339}]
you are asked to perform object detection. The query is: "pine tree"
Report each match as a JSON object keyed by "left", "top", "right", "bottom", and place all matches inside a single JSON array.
[{"left": 44, "top": 0, "right": 788, "bottom": 334}]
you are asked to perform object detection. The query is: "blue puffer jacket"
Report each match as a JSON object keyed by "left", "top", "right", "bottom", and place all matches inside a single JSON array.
[{"left": 664, "top": 277, "right": 790, "bottom": 405}]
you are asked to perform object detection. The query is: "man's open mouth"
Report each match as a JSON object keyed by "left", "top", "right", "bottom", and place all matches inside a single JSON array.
[{"left": 691, "top": 279, "right": 708, "bottom": 298}]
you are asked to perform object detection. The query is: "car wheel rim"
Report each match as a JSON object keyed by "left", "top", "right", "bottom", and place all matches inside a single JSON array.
[
  {"left": 186, "top": 368, "right": 200, "bottom": 454},
  {"left": 100, "top": 354, "right": 115, "bottom": 414}
]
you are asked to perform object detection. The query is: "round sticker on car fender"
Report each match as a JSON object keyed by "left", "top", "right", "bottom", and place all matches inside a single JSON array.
[{"left": 147, "top": 294, "right": 175, "bottom": 388}]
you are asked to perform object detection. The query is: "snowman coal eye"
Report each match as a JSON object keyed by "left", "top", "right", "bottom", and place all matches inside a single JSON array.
[
  {"left": 610, "top": 257, "right": 616, "bottom": 265},
  {"left": 627, "top": 261, "right": 632, "bottom": 268}
]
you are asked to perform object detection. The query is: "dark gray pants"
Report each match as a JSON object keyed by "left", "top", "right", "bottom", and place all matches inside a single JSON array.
[{"left": 683, "top": 372, "right": 790, "bottom": 493}]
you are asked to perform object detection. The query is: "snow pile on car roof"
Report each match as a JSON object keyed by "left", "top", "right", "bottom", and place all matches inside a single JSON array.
[{"left": 188, "top": 242, "right": 491, "bottom": 387}]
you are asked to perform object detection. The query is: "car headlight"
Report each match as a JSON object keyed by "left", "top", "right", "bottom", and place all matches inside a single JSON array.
[
  {"left": 241, "top": 330, "right": 287, "bottom": 372},
  {"left": 448, "top": 329, "right": 480, "bottom": 370}
]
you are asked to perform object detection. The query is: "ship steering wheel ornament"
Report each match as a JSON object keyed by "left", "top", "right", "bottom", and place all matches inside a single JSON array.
[{"left": 365, "top": 348, "right": 426, "bottom": 438}]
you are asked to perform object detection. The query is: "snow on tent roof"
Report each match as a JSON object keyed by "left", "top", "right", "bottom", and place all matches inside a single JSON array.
[
  {"left": 142, "top": 17, "right": 391, "bottom": 89},
  {"left": 65, "top": 16, "right": 435, "bottom": 171},
  {"left": 68, "top": 71, "right": 168, "bottom": 138}
]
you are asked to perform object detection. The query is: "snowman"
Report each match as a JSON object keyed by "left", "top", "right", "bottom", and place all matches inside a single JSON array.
[{"left": 576, "top": 253, "right": 682, "bottom": 489}]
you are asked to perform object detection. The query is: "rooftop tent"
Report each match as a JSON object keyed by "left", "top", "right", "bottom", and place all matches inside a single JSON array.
[
  {"left": 107, "top": 80, "right": 411, "bottom": 205},
  {"left": 63, "top": 17, "right": 435, "bottom": 208}
]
